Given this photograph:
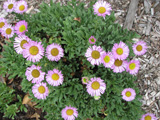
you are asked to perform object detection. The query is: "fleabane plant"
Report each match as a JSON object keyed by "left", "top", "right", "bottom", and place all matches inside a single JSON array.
[{"left": 0, "top": 0, "right": 152, "bottom": 120}]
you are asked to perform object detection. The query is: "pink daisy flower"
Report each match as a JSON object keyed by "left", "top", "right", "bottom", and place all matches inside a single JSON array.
[
  {"left": 112, "top": 41, "right": 129, "bottom": 60},
  {"left": 85, "top": 45, "right": 104, "bottom": 66},
  {"left": 0, "top": 18, "right": 7, "bottom": 32},
  {"left": 101, "top": 52, "right": 115, "bottom": 68},
  {"left": 14, "top": 0, "right": 28, "bottom": 14},
  {"left": 1, "top": 24, "right": 14, "bottom": 38},
  {"left": 61, "top": 106, "right": 78, "bottom": 120},
  {"left": 111, "top": 59, "right": 127, "bottom": 73},
  {"left": 86, "top": 77, "right": 106, "bottom": 96},
  {"left": 93, "top": 0, "right": 112, "bottom": 18},
  {"left": 14, "top": 35, "right": 31, "bottom": 54},
  {"left": 82, "top": 77, "right": 89, "bottom": 84},
  {"left": 32, "top": 82, "right": 49, "bottom": 100},
  {"left": 46, "top": 69, "right": 63, "bottom": 86},
  {"left": 15, "top": 20, "right": 28, "bottom": 35},
  {"left": 3, "top": 0, "right": 16, "bottom": 13},
  {"left": 121, "top": 88, "right": 136, "bottom": 102},
  {"left": 25, "top": 65, "right": 45, "bottom": 83},
  {"left": 89, "top": 36, "right": 96, "bottom": 44},
  {"left": 133, "top": 41, "right": 147, "bottom": 56},
  {"left": 126, "top": 60, "right": 140, "bottom": 75},
  {"left": 23, "top": 41, "right": 44, "bottom": 63},
  {"left": 141, "top": 113, "right": 157, "bottom": 120},
  {"left": 46, "top": 43, "right": 64, "bottom": 62}
]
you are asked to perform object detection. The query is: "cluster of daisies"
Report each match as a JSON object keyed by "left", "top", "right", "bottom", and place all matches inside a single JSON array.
[
  {"left": 86, "top": 36, "right": 147, "bottom": 75},
  {"left": 1, "top": 0, "right": 158, "bottom": 119},
  {"left": 0, "top": 17, "right": 28, "bottom": 38},
  {"left": 82, "top": 36, "right": 147, "bottom": 102},
  {"left": 26, "top": 65, "right": 64, "bottom": 99},
  {"left": 11, "top": 21, "right": 65, "bottom": 100},
  {"left": 0, "top": 18, "right": 64, "bottom": 63},
  {"left": 82, "top": 75, "right": 136, "bottom": 101},
  {"left": 3, "top": 0, "right": 28, "bottom": 13},
  {"left": 0, "top": 0, "right": 28, "bottom": 38},
  {"left": 85, "top": 36, "right": 158, "bottom": 119},
  {"left": 0, "top": 0, "right": 29, "bottom": 41}
]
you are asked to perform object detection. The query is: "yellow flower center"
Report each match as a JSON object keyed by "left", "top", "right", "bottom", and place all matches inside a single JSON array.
[
  {"left": 104, "top": 55, "right": 110, "bottom": 63},
  {"left": 51, "top": 48, "right": 59, "bottom": 56},
  {"left": 114, "top": 59, "right": 123, "bottom": 67},
  {"left": 66, "top": 109, "right": 74, "bottom": 116},
  {"left": 129, "top": 63, "right": 136, "bottom": 70},
  {"left": 6, "top": 28, "right": 12, "bottom": 35},
  {"left": 0, "top": 22, "right": 5, "bottom": 28},
  {"left": 20, "top": 40, "right": 28, "bottom": 49},
  {"left": 91, "top": 81, "right": 100, "bottom": 90},
  {"left": 38, "top": 86, "right": 46, "bottom": 94},
  {"left": 29, "top": 46, "right": 39, "bottom": 55},
  {"left": 52, "top": 73, "right": 59, "bottom": 81},
  {"left": 90, "top": 38, "right": 95, "bottom": 42},
  {"left": 8, "top": 4, "right": 13, "bottom": 9},
  {"left": 31, "top": 69, "right": 40, "bottom": 78},
  {"left": 19, "top": 25, "right": 26, "bottom": 32},
  {"left": 136, "top": 45, "right": 142, "bottom": 51},
  {"left": 91, "top": 50, "right": 100, "bottom": 59},
  {"left": 116, "top": 48, "right": 123, "bottom": 55},
  {"left": 125, "top": 91, "right": 131, "bottom": 97},
  {"left": 144, "top": 115, "right": 151, "bottom": 120},
  {"left": 19, "top": 5, "right": 25, "bottom": 11},
  {"left": 98, "top": 7, "right": 106, "bottom": 14}
]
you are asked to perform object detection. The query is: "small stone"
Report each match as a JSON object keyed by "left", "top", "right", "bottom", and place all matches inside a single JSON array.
[
  {"left": 150, "top": 91, "right": 156, "bottom": 97},
  {"left": 0, "top": 9, "right": 8, "bottom": 18},
  {"left": 148, "top": 80, "right": 150, "bottom": 85},
  {"left": 146, "top": 99, "right": 153, "bottom": 106},
  {"left": 145, "top": 74, "right": 149, "bottom": 77},
  {"left": 156, "top": 92, "right": 160, "bottom": 97},
  {"left": 155, "top": 77, "right": 160, "bottom": 85}
]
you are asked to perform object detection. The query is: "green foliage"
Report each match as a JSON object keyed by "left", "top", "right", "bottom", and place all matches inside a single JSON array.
[
  {"left": 0, "top": 82, "right": 27, "bottom": 119},
  {"left": 3, "top": 104, "right": 18, "bottom": 119},
  {"left": 0, "top": 0, "right": 143, "bottom": 120},
  {"left": 0, "top": 82, "right": 15, "bottom": 113}
]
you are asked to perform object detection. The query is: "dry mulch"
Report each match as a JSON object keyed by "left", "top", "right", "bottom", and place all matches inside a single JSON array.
[{"left": 0, "top": 0, "right": 160, "bottom": 119}]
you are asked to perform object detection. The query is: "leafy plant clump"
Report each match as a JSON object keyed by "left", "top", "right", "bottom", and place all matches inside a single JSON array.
[
  {"left": 0, "top": 0, "right": 144, "bottom": 119},
  {"left": 0, "top": 82, "right": 27, "bottom": 119}
]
